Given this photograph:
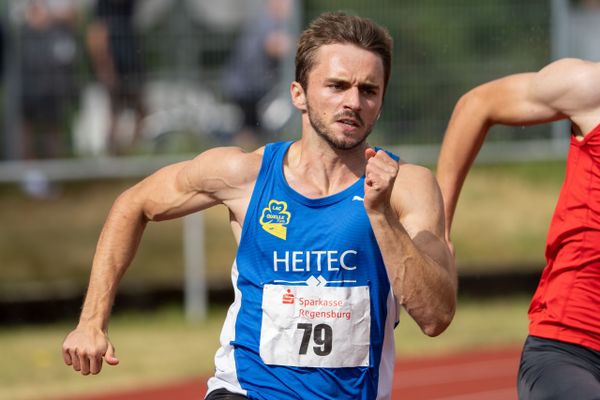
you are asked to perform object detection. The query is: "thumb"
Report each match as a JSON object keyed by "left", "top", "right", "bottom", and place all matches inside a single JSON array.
[
  {"left": 105, "top": 342, "right": 119, "bottom": 366},
  {"left": 365, "top": 147, "right": 377, "bottom": 161}
]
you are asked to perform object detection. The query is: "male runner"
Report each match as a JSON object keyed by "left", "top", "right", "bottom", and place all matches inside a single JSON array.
[
  {"left": 63, "top": 12, "right": 457, "bottom": 400},
  {"left": 437, "top": 58, "right": 600, "bottom": 399}
]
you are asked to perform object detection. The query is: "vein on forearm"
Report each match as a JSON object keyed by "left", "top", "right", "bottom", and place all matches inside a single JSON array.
[{"left": 368, "top": 210, "right": 455, "bottom": 335}]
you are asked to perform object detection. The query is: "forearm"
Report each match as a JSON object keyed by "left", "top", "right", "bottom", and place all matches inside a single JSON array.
[
  {"left": 368, "top": 209, "right": 456, "bottom": 336},
  {"left": 78, "top": 193, "right": 148, "bottom": 331},
  {"left": 437, "top": 93, "right": 491, "bottom": 232}
]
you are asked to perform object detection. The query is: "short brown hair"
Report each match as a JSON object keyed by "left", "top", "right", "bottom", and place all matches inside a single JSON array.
[{"left": 295, "top": 12, "right": 393, "bottom": 94}]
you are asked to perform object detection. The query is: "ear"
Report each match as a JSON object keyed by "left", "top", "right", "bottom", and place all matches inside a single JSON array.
[{"left": 290, "top": 81, "right": 307, "bottom": 111}]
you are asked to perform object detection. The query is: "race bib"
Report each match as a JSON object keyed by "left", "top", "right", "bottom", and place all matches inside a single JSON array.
[{"left": 259, "top": 284, "right": 371, "bottom": 368}]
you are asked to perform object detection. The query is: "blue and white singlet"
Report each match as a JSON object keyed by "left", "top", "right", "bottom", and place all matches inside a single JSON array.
[{"left": 206, "top": 141, "right": 400, "bottom": 400}]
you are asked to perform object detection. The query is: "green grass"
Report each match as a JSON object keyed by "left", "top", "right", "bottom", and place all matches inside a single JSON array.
[
  {"left": 0, "top": 296, "right": 530, "bottom": 400},
  {"left": 0, "top": 180, "right": 237, "bottom": 292},
  {"left": 450, "top": 160, "right": 564, "bottom": 272},
  {"left": 395, "top": 295, "right": 529, "bottom": 356}
]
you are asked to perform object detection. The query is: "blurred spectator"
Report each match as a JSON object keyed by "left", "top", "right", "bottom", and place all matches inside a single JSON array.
[
  {"left": 19, "top": 0, "right": 79, "bottom": 159},
  {"left": 221, "top": 0, "right": 293, "bottom": 148},
  {"left": 577, "top": 0, "right": 600, "bottom": 7},
  {"left": 86, "top": 0, "right": 145, "bottom": 156}
]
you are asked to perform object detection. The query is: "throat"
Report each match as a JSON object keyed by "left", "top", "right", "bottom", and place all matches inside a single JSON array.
[
  {"left": 284, "top": 166, "right": 361, "bottom": 199},
  {"left": 283, "top": 140, "right": 366, "bottom": 198}
]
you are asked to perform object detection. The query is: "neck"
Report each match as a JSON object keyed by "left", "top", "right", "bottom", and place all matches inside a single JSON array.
[{"left": 283, "top": 135, "right": 368, "bottom": 198}]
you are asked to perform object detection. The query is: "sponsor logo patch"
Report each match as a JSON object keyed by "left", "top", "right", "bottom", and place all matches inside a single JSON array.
[{"left": 260, "top": 200, "right": 291, "bottom": 240}]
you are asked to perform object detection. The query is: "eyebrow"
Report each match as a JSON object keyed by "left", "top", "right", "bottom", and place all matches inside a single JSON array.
[
  {"left": 325, "top": 78, "right": 380, "bottom": 92},
  {"left": 358, "top": 82, "right": 380, "bottom": 92}
]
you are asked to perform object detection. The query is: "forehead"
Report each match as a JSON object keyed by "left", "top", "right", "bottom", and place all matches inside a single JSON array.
[{"left": 310, "top": 43, "right": 385, "bottom": 85}]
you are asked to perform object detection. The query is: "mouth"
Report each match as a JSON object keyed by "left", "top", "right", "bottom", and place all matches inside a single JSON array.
[{"left": 337, "top": 118, "right": 360, "bottom": 128}]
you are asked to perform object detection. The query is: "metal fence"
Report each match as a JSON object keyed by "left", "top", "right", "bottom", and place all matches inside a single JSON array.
[
  {"left": 0, "top": 0, "right": 597, "bottom": 162},
  {"left": 2, "top": 0, "right": 599, "bottom": 321}
]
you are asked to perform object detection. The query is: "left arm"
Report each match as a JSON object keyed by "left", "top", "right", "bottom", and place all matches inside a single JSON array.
[{"left": 365, "top": 149, "right": 456, "bottom": 336}]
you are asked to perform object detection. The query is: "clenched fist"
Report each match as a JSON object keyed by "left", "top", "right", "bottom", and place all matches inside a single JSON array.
[
  {"left": 364, "top": 148, "right": 398, "bottom": 213},
  {"left": 62, "top": 326, "right": 119, "bottom": 375}
]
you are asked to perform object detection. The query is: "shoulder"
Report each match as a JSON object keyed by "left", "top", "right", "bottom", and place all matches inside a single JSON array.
[
  {"left": 533, "top": 58, "right": 600, "bottom": 114},
  {"left": 180, "top": 146, "right": 264, "bottom": 195},
  {"left": 537, "top": 57, "right": 594, "bottom": 76},
  {"left": 392, "top": 162, "right": 444, "bottom": 235},
  {"left": 393, "top": 162, "right": 440, "bottom": 208},
  {"left": 395, "top": 162, "right": 436, "bottom": 188},
  {"left": 532, "top": 58, "right": 593, "bottom": 91},
  {"left": 194, "top": 146, "right": 264, "bottom": 176}
]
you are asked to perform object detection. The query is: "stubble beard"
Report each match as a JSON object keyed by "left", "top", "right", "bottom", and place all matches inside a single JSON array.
[{"left": 306, "top": 101, "right": 374, "bottom": 151}]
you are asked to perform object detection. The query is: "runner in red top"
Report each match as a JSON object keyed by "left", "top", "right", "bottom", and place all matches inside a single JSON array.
[
  {"left": 530, "top": 122, "right": 600, "bottom": 351},
  {"left": 437, "top": 58, "right": 600, "bottom": 399}
]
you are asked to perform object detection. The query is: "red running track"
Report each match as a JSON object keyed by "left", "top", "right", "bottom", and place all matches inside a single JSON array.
[{"left": 68, "top": 347, "right": 522, "bottom": 400}]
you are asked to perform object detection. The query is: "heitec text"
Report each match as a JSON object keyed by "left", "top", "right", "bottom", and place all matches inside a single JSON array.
[{"left": 272, "top": 250, "right": 358, "bottom": 272}]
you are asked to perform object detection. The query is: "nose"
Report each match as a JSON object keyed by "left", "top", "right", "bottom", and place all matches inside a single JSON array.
[{"left": 343, "top": 87, "right": 362, "bottom": 111}]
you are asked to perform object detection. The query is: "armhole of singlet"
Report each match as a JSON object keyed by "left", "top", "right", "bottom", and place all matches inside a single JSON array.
[
  {"left": 237, "top": 142, "right": 288, "bottom": 244},
  {"left": 374, "top": 146, "right": 400, "bottom": 162}
]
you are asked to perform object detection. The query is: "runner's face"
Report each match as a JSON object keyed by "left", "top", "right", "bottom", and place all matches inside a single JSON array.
[{"left": 303, "top": 43, "right": 384, "bottom": 150}]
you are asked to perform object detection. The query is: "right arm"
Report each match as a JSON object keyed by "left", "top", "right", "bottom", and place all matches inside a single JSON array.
[
  {"left": 62, "top": 147, "right": 261, "bottom": 375},
  {"left": 435, "top": 58, "right": 600, "bottom": 240}
]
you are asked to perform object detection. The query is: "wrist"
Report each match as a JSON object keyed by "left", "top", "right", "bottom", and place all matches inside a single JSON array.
[
  {"left": 365, "top": 203, "right": 395, "bottom": 221},
  {"left": 78, "top": 313, "right": 108, "bottom": 332}
]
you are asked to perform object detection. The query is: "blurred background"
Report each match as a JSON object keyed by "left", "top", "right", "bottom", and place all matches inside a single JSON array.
[{"left": 1, "top": 0, "right": 599, "bottom": 399}]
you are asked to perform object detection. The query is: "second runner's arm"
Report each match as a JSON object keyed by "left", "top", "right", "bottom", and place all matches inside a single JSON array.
[{"left": 435, "top": 65, "right": 573, "bottom": 239}]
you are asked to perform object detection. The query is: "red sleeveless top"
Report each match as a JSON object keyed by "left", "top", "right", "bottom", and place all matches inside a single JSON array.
[{"left": 529, "top": 123, "right": 600, "bottom": 351}]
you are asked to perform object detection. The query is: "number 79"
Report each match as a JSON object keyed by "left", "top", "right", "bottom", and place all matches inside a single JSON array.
[{"left": 297, "top": 323, "right": 332, "bottom": 356}]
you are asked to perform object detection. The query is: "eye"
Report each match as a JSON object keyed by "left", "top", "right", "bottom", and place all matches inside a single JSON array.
[{"left": 361, "top": 87, "right": 378, "bottom": 96}]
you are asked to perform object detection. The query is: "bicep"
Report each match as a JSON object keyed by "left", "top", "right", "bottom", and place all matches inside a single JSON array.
[
  {"left": 127, "top": 161, "right": 216, "bottom": 222},
  {"left": 472, "top": 73, "right": 565, "bottom": 126},
  {"left": 136, "top": 147, "right": 258, "bottom": 221},
  {"left": 395, "top": 168, "right": 451, "bottom": 266}
]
